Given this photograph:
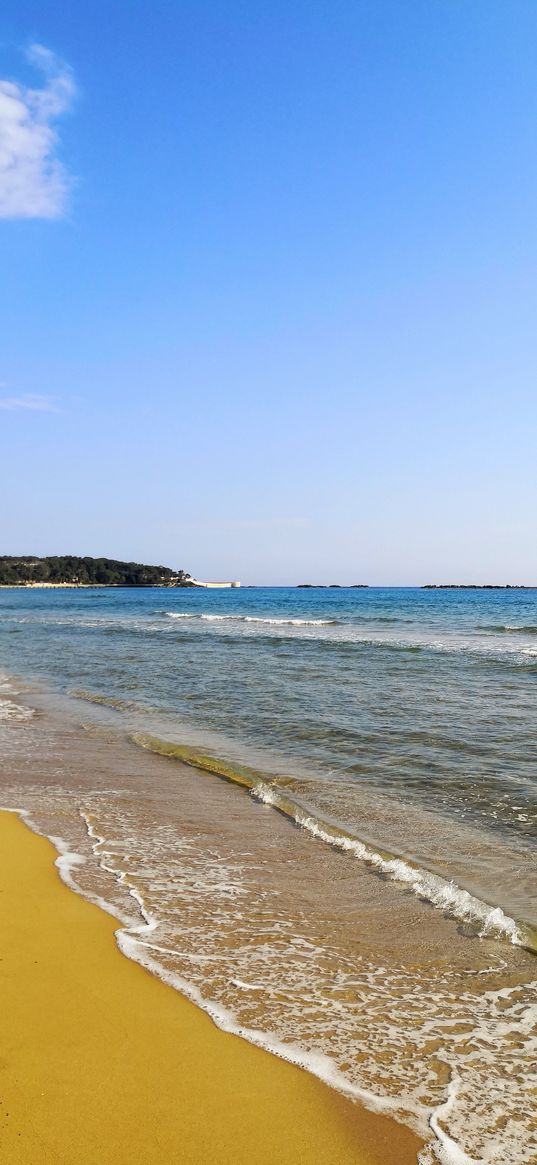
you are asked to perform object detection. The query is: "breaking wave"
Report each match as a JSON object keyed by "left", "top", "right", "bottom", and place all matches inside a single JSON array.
[
  {"left": 0, "top": 676, "right": 34, "bottom": 721},
  {"left": 0, "top": 697, "right": 34, "bottom": 721},
  {"left": 480, "top": 624, "right": 537, "bottom": 634},
  {"left": 165, "top": 612, "right": 339, "bottom": 626},
  {"left": 131, "top": 733, "right": 536, "bottom": 953}
]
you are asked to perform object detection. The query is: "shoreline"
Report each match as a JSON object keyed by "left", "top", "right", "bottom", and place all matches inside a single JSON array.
[
  {"left": 0, "top": 808, "right": 423, "bottom": 1164},
  {"left": 0, "top": 582, "right": 193, "bottom": 589}
]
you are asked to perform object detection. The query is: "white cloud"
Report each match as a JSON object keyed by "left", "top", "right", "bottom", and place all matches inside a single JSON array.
[
  {"left": 0, "top": 393, "right": 58, "bottom": 411},
  {"left": 0, "top": 43, "right": 76, "bottom": 219}
]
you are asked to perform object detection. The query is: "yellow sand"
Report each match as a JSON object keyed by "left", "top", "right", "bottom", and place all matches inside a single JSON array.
[{"left": 0, "top": 811, "right": 423, "bottom": 1164}]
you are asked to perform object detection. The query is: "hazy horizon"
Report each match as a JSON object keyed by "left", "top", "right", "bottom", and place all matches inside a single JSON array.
[{"left": 2, "top": 2, "right": 537, "bottom": 585}]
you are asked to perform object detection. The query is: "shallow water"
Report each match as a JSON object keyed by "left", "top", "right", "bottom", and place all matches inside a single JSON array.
[{"left": 0, "top": 586, "right": 536, "bottom": 1163}]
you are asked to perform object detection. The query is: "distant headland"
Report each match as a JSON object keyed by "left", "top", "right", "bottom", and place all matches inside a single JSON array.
[
  {"left": 0, "top": 557, "right": 243, "bottom": 589},
  {"left": 0, "top": 556, "right": 194, "bottom": 588}
]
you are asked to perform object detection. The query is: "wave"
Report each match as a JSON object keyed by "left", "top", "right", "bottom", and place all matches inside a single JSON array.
[
  {"left": 69, "top": 689, "right": 153, "bottom": 714},
  {"left": 164, "top": 612, "right": 339, "bottom": 626},
  {"left": 131, "top": 733, "right": 536, "bottom": 954},
  {"left": 268, "top": 795, "right": 527, "bottom": 947},
  {"left": 480, "top": 624, "right": 537, "bottom": 635},
  {"left": 161, "top": 615, "right": 537, "bottom": 664},
  {"left": 0, "top": 675, "right": 34, "bottom": 721},
  {"left": 0, "top": 697, "right": 34, "bottom": 721},
  {"left": 69, "top": 689, "right": 132, "bottom": 711}
]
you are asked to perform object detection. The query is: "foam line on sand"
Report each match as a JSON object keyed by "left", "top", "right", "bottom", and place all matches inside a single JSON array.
[{"left": 0, "top": 809, "right": 422, "bottom": 1165}]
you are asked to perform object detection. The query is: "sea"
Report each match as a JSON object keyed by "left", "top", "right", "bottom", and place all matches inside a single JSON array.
[{"left": 0, "top": 584, "right": 536, "bottom": 1164}]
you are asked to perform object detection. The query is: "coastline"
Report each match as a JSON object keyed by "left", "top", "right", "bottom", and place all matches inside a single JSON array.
[
  {"left": 0, "top": 582, "right": 110, "bottom": 588},
  {"left": 0, "top": 808, "right": 423, "bottom": 1164},
  {"left": 0, "top": 582, "right": 185, "bottom": 589}
]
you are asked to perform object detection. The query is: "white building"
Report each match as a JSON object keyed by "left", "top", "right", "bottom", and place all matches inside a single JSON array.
[{"left": 190, "top": 579, "right": 240, "bottom": 589}]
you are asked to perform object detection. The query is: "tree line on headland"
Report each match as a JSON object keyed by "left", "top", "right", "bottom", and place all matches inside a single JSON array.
[
  {"left": 422, "top": 583, "right": 534, "bottom": 590},
  {"left": 0, "top": 557, "right": 193, "bottom": 587}
]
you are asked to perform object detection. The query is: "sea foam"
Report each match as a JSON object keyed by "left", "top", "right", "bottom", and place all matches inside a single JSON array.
[
  {"left": 165, "top": 612, "right": 338, "bottom": 626},
  {"left": 251, "top": 785, "right": 526, "bottom": 947}
]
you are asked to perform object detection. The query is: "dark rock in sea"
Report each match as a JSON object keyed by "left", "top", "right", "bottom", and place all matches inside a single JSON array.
[
  {"left": 297, "top": 583, "right": 369, "bottom": 588},
  {"left": 422, "top": 584, "right": 535, "bottom": 590}
]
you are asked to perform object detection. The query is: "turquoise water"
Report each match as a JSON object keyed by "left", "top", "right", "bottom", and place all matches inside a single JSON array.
[{"left": 1, "top": 585, "right": 536, "bottom": 844}]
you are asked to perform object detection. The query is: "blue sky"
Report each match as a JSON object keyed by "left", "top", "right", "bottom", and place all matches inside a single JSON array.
[{"left": 1, "top": 1, "right": 536, "bottom": 584}]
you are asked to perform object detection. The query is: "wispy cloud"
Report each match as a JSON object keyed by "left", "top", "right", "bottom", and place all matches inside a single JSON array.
[
  {"left": 0, "top": 43, "right": 76, "bottom": 219},
  {"left": 0, "top": 393, "right": 58, "bottom": 412}
]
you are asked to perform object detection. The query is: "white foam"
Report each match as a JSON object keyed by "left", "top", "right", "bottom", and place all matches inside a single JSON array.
[
  {"left": 423, "top": 1077, "right": 484, "bottom": 1165},
  {"left": 301, "top": 814, "right": 523, "bottom": 943},
  {"left": 250, "top": 787, "right": 525, "bottom": 947},
  {"left": 118, "top": 927, "right": 407, "bottom": 1114},
  {"left": 252, "top": 781, "right": 277, "bottom": 805},
  {"left": 165, "top": 612, "right": 336, "bottom": 626},
  {"left": 243, "top": 616, "right": 337, "bottom": 626},
  {"left": 74, "top": 810, "right": 420, "bottom": 1119},
  {"left": 74, "top": 807, "right": 406, "bottom": 1121},
  {"left": 229, "top": 978, "right": 262, "bottom": 990},
  {"left": 0, "top": 697, "right": 34, "bottom": 721},
  {"left": 1, "top": 807, "right": 131, "bottom": 926},
  {"left": 1, "top": 804, "right": 39, "bottom": 827}
]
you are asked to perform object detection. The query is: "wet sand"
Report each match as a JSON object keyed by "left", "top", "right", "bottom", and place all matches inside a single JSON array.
[{"left": 0, "top": 809, "right": 422, "bottom": 1165}]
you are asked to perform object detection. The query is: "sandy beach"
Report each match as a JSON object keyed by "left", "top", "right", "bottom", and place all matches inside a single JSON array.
[{"left": 0, "top": 809, "right": 422, "bottom": 1165}]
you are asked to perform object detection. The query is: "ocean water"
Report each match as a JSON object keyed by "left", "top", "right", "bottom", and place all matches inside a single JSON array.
[{"left": 0, "top": 585, "right": 536, "bottom": 1164}]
